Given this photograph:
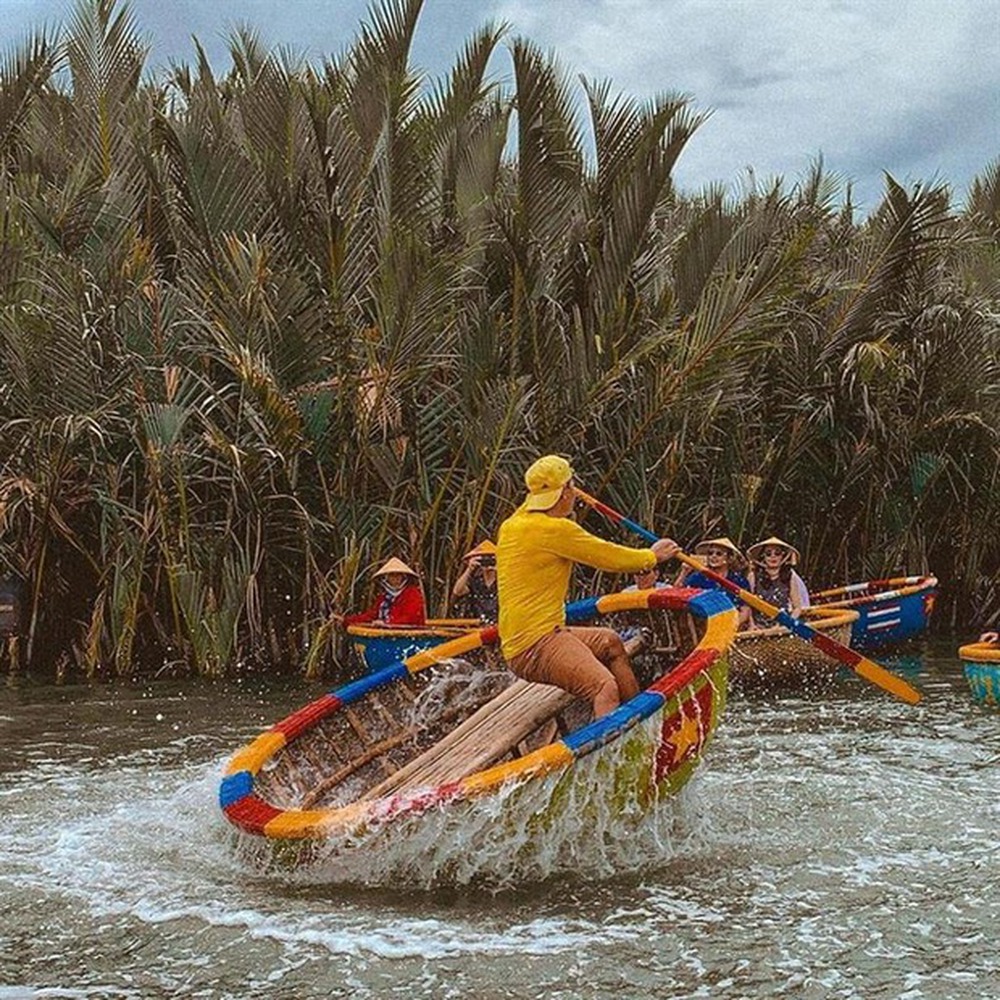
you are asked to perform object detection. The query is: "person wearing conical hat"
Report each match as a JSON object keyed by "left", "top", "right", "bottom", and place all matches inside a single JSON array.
[
  {"left": 746, "top": 536, "right": 809, "bottom": 627},
  {"left": 342, "top": 556, "right": 426, "bottom": 627},
  {"left": 677, "top": 537, "right": 753, "bottom": 630},
  {"left": 451, "top": 539, "right": 499, "bottom": 622},
  {"left": 497, "top": 454, "right": 679, "bottom": 719}
]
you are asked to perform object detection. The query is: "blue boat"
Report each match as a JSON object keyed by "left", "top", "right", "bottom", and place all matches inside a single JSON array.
[
  {"left": 347, "top": 619, "right": 481, "bottom": 672},
  {"left": 960, "top": 641, "right": 1000, "bottom": 705},
  {"left": 811, "top": 576, "right": 937, "bottom": 650}
]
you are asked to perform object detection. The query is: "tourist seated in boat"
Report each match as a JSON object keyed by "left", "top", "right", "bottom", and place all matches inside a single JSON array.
[
  {"left": 624, "top": 566, "right": 668, "bottom": 591},
  {"left": 451, "top": 540, "right": 499, "bottom": 622},
  {"left": 677, "top": 537, "right": 753, "bottom": 630},
  {"left": 746, "top": 536, "right": 809, "bottom": 627},
  {"left": 339, "top": 557, "right": 426, "bottom": 628},
  {"left": 497, "top": 454, "right": 679, "bottom": 718}
]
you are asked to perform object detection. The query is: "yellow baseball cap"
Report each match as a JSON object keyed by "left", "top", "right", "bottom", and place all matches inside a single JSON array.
[{"left": 523, "top": 455, "right": 574, "bottom": 511}]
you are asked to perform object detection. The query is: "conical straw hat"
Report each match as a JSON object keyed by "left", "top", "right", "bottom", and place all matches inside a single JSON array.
[
  {"left": 373, "top": 557, "right": 418, "bottom": 577},
  {"left": 746, "top": 536, "right": 800, "bottom": 566},
  {"left": 693, "top": 536, "right": 747, "bottom": 568},
  {"left": 463, "top": 540, "right": 497, "bottom": 560}
]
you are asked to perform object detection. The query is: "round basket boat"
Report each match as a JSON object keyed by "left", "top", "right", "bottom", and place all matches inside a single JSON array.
[
  {"left": 730, "top": 606, "right": 860, "bottom": 693},
  {"left": 959, "top": 641, "right": 1000, "bottom": 705},
  {"left": 219, "top": 587, "right": 738, "bottom": 870}
]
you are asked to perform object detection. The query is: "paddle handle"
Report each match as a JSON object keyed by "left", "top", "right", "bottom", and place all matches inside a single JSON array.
[
  {"left": 574, "top": 487, "right": 922, "bottom": 705},
  {"left": 575, "top": 489, "right": 658, "bottom": 545}
]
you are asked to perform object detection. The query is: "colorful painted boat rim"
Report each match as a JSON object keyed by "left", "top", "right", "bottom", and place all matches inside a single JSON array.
[
  {"left": 346, "top": 618, "right": 481, "bottom": 640},
  {"left": 220, "top": 586, "right": 738, "bottom": 840},
  {"left": 736, "top": 605, "right": 858, "bottom": 639},
  {"left": 812, "top": 575, "right": 938, "bottom": 608},
  {"left": 348, "top": 618, "right": 485, "bottom": 671},
  {"left": 959, "top": 641, "right": 1000, "bottom": 663}
]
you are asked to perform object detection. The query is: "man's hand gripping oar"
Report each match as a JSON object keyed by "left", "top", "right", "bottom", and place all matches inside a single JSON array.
[{"left": 574, "top": 488, "right": 922, "bottom": 706}]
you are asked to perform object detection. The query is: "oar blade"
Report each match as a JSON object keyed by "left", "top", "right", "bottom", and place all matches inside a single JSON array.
[
  {"left": 854, "top": 656, "right": 922, "bottom": 705},
  {"left": 801, "top": 614, "right": 923, "bottom": 703}
]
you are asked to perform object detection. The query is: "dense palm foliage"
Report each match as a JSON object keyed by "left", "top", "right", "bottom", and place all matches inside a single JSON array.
[{"left": 1, "top": 0, "right": 997, "bottom": 679}]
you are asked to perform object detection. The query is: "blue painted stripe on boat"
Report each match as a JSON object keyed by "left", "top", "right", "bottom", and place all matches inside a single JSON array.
[
  {"left": 563, "top": 690, "right": 665, "bottom": 755},
  {"left": 686, "top": 589, "right": 734, "bottom": 620},
  {"left": 330, "top": 660, "right": 408, "bottom": 703},
  {"left": 565, "top": 596, "right": 601, "bottom": 623},
  {"left": 219, "top": 771, "right": 253, "bottom": 808}
]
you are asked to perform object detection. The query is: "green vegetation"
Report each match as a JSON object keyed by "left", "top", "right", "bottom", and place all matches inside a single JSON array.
[{"left": 1, "top": 0, "right": 997, "bottom": 679}]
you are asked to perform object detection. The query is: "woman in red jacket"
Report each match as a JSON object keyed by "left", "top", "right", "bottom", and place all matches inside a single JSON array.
[{"left": 342, "top": 557, "right": 426, "bottom": 627}]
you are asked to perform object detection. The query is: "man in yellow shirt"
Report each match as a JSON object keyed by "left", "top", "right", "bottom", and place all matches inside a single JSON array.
[{"left": 497, "top": 455, "right": 678, "bottom": 718}]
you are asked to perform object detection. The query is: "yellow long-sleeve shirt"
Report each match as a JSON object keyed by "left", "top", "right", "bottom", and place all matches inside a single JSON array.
[{"left": 496, "top": 505, "right": 657, "bottom": 659}]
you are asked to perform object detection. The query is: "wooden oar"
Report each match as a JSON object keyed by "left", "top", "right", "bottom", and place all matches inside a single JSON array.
[{"left": 574, "top": 488, "right": 923, "bottom": 705}]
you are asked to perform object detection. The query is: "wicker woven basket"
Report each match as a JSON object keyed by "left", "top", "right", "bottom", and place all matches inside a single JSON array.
[{"left": 730, "top": 606, "right": 860, "bottom": 693}]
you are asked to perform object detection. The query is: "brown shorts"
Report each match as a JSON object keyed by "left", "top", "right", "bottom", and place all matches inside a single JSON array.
[{"left": 507, "top": 626, "right": 637, "bottom": 703}]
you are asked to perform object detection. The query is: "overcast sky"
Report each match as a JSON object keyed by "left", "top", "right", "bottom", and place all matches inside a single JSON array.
[{"left": 3, "top": 0, "right": 998, "bottom": 213}]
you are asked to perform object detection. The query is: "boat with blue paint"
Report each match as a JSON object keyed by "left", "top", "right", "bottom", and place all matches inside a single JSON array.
[
  {"left": 960, "top": 641, "right": 1000, "bottom": 705},
  {"left": 347, "top": 619, "right": 481, "bottom": 672},
  {"left": 811, "top": 575, "right": 937, "bottom": 650},
  {"left": 219, "top": 586, "right": 737, "bottom": 867}
]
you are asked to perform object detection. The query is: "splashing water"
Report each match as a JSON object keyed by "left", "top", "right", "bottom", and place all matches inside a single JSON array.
[{"left": 230, "top": 711, "right": 708, "bottom": 890}]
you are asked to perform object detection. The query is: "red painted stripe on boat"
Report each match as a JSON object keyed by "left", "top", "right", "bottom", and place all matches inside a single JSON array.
[
  {"left": 647, "top": 587, "right": 704, "bottom": 612},
  {"left": 650, "top": 647, "right": 719, "bottom": 699},
  {"left": 374, "top": 781, "right": 465, "bottom": 824},
  {"left": 273, "top": 694, "right": 341, "bottom": 741},
  {"left": 224, "top": 795, "right": 284, "bottom": 835}
]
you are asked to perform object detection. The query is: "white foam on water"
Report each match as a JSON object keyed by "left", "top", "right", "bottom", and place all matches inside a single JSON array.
[
  {"left": 0, "top": 717, "right": 725, "bottom": 964},
  {"left": 5, "top": 651, "right": 1000, "bottom": 996}
]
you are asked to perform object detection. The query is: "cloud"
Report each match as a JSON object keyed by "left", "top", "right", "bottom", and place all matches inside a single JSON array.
[
  {"left": 2, "top": 0, "right": 996, "bottom": 210},
  {"left": 491, "top": 0, "right": 1000, "bottom": 208}
]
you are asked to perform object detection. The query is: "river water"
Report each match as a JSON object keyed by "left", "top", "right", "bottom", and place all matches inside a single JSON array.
[{"left": 0, "top": 639, "right": 996, "bottom": 999}]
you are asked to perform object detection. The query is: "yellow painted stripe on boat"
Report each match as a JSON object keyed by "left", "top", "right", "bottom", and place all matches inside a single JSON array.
[
  {"left": 314, "top": 801, "right": 370, "bottom": 836},
  {"left": 701, "top": 608, "right": 738, "bottom": 652},
  {"left": 224, "top": 730, "right": 286, "bottom": 776},
  {"left": 594, "top": 590, "right": 651, "bottom": 613},
  {"left": 960, "top": 642, "right": 1000, "bottom": 663},
  {"left": 405, "top": 630, "right": 486, "bottom": 673},
  {"left": 263, "top": 809, "right": 332, "bottom": 839},
  {"left": 460, "top": 741, "right": 574, "bottom": 795}
]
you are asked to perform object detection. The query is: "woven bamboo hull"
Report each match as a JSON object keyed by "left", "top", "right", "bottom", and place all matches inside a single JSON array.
[
  {"left": 812, "top": 576, "right": 937, "bottom": 650},
  {"left": 219, "top": 587, "right": 738, "bottom": 868},
  {"left": 730, "top": 607, "right": 859, "bottom": 693},
  {"left": 960, "top": 642, "right": 1000, "bottom": 705}
]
